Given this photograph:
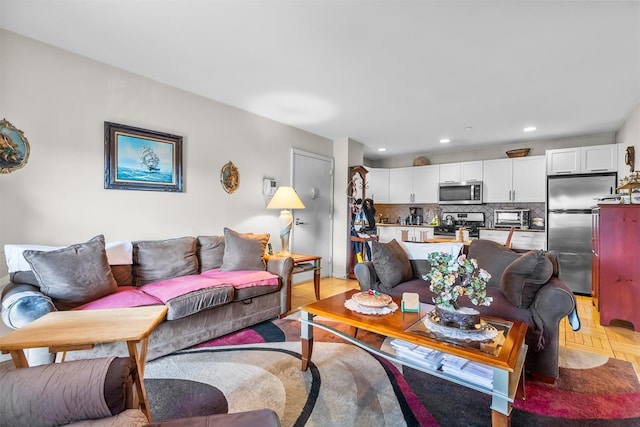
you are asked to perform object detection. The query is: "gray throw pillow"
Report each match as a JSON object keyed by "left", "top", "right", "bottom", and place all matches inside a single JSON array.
[
  {"left": 220, "top": 228, "right": 269, "bottom": 271},
  {"left": 500, "top": 250, "right": 553, "bottom": 308},
  {"left": 196, "top": 235, "right": 226, "bottom": 271},
  {"left": 372, "top": 239, "right": 413, "bottom": 289},
  {"left": 467, "top": 239, "right": 520, "bottom": 288},
  {"left": 133, "top": 236, "right": 199, "bottom": 286},
  {"left": 23, "top": 235, "right": 118, "bottom": 310}
]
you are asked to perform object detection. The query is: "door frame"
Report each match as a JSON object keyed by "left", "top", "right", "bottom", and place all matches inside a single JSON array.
[{"left": 291, "top": 148, "right": 334, "bottom": 277}]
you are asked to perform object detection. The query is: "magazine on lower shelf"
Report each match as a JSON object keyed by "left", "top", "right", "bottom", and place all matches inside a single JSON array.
[{"left": 390, "top": 339, "right": 493, "bottom": 388}]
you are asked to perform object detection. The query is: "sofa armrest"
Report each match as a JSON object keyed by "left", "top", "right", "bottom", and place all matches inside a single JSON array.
[
  {"left": 266, "top": 255, "right": 294, "bottom": 314},
  {"left": 354, "top": 262, "right": 378, "bottom": 291},
  {"left": 0, "top": 357, "right": 137, "bottom": 426},
  {"left": 531, "top": 277, "right": 576, "bottom": 326},
  {"left": 1, "top": 282, "right": 57, "bottom": 329},
  {"left": 266, "top": 255, "right": 294, "bottom": 281}
]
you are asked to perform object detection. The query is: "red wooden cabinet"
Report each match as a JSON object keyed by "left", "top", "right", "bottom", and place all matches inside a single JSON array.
[
  {"left": 593, "top": 204, "right": 640, "bottom": 331},
  {"left": 591, "top": 208, "right": 600, "bottom": 310}
]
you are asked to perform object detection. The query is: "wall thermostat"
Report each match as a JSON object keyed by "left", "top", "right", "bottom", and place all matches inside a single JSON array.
[{"left": 263, "top": 178, "right": 277, "bottom": 196}]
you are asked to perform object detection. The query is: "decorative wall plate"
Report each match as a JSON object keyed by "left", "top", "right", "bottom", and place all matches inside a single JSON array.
[
  {"left": 220, "top": 161, "right": 239, "bottom": 194},
  {"left": 0, "top": 119, "right": 30, "bottom": 174}
]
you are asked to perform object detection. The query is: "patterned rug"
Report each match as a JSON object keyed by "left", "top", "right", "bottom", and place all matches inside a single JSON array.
[{"left": 144, "top": 317, "right": 640, "bottom": 426}]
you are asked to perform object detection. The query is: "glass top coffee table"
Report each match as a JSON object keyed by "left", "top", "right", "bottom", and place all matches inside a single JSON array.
[{"left": 300, "top": 290, "right": 527, "bottom": 427}]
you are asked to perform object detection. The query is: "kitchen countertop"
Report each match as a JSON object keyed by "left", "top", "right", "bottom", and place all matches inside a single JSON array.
[
  {"left": 479, "top": 227, "right": 546, "bottom": 232},
  {"left": 376, "top": 223, "right": 436, "bottom": 227}
]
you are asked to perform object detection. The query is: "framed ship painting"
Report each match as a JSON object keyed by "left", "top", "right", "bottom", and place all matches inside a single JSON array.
[{"left": 104, "top": 122, "right": 183, "bottom": 192}]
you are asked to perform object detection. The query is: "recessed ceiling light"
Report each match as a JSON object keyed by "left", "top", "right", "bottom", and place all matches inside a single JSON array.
[
  {"left": 465, "top": 127, "right": 473, "bottom": 131},
  {"left": 523, "top": 126, "right": 537, "bottom": 132},
  {"left": 440, "top": 139, "right": 450, "bottom": 144},
  {"left": 377, "top": 148, "right": 387, "bottom": 152}
]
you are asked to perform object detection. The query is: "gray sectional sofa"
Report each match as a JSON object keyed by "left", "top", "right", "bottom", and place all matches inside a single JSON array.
[{"left": 1, "top": 228, "right": 293, "bottom": 364}]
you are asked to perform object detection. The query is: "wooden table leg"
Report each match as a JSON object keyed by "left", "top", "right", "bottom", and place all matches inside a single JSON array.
[
  {"left": 127, "top": 340, "right": 152, "bottom": 422},
  {"left": 300, "top": 310, "right": 314, "bottom": 371},
  {"left": 491, "top": 409, "right": 511, "bottom": 427},
  {"left": 9, "top": 350, "right": 29, "bottom": 369},
  {"left": 313, "top": 259, "right": 321, "bottom": 300}
]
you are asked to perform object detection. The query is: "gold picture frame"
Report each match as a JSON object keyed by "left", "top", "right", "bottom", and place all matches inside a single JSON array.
[
  {"left": 220, "top": 161, "right": 239, "bottom": 194},
  {"left": 0, "top": 119, "right": 30, "bottom": 174}
]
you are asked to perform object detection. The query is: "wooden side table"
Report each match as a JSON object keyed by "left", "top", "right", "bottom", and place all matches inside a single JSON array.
[
  {"left": 0, "top": 306, "right": 168, "bottom": 422},
  {"left": 288, "top": 254, "right": 322, "bottom": 311}
]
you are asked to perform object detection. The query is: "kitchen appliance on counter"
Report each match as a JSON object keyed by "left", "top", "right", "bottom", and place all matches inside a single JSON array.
[
  {"left": 438, "top": 182, "right": 483, "bottom": 205},
  {"left": 547, "top": 172, "right": 617, "bottom": 295},
  {"left": 494, "top": 209, "right": 531, "bottom": 229},
  {"left": 408, "top": 207, "right": 423, "bottom": 225},
  {"left": 433, "top": 212, "right": 485, "bottom": 238}
]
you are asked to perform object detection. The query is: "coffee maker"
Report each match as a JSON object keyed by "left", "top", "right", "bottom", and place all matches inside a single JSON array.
[{"left": 409, "top": 207, "right": 423, "bottom": 225}]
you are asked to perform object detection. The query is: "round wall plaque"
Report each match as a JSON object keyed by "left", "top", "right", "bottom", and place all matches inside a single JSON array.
[
  {"left": 0, "top": 119, "right": 30, "bottom": 174},
  {"left": 220, "top": 161, "right": 239, "bottom": 194}
]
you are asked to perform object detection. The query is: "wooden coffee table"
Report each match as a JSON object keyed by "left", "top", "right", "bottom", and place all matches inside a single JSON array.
[
  {"left": 0, "top": 306, "right": 168, "bottom": 422},
  {"left": 300, "top": 290, "right": 527, "bottom": 427}
]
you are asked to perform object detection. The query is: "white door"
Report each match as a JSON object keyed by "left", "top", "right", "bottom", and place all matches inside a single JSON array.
[{"left": 292, "top": 149, "right": 334, "bottom": 278}]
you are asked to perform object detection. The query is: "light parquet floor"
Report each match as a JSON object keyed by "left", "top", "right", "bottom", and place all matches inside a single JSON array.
[{"left": 292, "top": 278, "right": 640, "bottom": 374}]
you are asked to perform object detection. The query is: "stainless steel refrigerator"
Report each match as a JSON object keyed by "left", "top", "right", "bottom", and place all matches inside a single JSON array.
[{"left": 547, "top": 173, "right": 617, "bottom": 295}]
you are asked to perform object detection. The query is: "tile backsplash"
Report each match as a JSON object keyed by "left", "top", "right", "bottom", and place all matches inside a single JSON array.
[{"left": 373, "top": 202, "right": 546, "bottom": 228}]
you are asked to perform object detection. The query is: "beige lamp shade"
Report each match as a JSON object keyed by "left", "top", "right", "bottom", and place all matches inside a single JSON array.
[{"left": 267, "top": 187, "right": 305, "bottom": 256}]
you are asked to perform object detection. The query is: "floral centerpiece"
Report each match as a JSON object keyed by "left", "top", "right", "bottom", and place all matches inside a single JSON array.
[{"left": 423, "top": 252, "right": 492, "bottom": 329}]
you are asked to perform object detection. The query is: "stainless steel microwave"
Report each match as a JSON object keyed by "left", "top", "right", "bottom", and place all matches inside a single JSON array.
[
  {"left": 438, "top": 182, "right": 483, "bottom": 205},
  {"left": 494, "top": 209, "right": 531, "bottom": 229}
]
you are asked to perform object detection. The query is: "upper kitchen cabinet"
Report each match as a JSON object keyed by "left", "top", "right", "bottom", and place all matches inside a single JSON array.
[
  {"left": 388, "top": 165, "right": 439, "bottom": 203},
  {"left": 389, "top": 167, "right": 414, "bottom": 203},
  {"left": 366, "top": 167, "right": 390, "bottom": 203},
  {"left": 513, "top": 156, "right": 546, "bottom": 202},
  {"left": 439, "top": 161, "right": 483, "bottom": 183},
  {"left": 412, "top": 164, "right": 439, "bottom": 203},
  {"left": 547, "top": 144, "right": 617, "bottom": 175},
  {"left": 581, "top": 144, "right": 617, "bottom": 173},
  {"left": 483, "top": 156, "right": 545, "bottom": 203}
]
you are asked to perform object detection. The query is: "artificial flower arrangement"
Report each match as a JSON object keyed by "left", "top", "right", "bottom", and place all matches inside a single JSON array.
[{"left": 423, "top": 252, "right": 493, "bottom": 311}]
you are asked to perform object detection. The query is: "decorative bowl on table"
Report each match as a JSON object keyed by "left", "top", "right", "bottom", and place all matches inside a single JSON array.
[{"left": 346, "top": 291, "right": 398, "bottom": 315}]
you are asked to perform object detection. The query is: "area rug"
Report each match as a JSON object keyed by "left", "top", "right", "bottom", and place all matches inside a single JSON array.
[{"left": 144, "top": 317, "right": 640, "bottom": 426}]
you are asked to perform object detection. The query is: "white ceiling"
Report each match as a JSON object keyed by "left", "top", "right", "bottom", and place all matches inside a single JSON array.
[{"left": 1, "top": 1, "right": 639, "bottom": 160}]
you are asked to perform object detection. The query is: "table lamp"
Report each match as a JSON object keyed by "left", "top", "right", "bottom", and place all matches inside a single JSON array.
[{"left": 266, "top": 186, "right": 305, "bottom": 256}]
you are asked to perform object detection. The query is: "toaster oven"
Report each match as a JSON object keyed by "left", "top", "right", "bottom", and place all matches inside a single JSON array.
[{"left": 494, "top": 209, "right": 531, "bottom": 229}]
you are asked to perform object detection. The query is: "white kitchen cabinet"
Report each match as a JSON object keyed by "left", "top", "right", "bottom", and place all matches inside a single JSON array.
[
  {"left": 395, "top": 226, "right": 434, "bottom": 242},
  {"left": 412, "top": 165, "right": 439, "bottom": 203},
  {"left": 546, "top": 145, "right": 617, "bottom": 175},
  {"left": 512, "top": 156, "right": 546, "bottom": 202},
  {"left": 439, "top": 161, "right": 483, "bottom": 183},
  {"left": 388, "top": 165, "right": 439, "bottom": 203},
  {"left": 479, "top": 229, "right": 546, "bottom": 250},
  {"left": 581, "top": 144, "right": 617, "bottom": 173},
  {"left": 366, "top": 167, "right": 390, "bottom": 203},
  {"left": 482, "top": 156, "right": 545, "bottom": 203},
  {"left": 510, "top": 231, "right": 546, "bottom": 250},
  {"left": 482, "top": 158, "right": 512, "bottom": 203},
  {"left": 546, "top": 148, "right": 580, "bottom": 175},
  {"left": 376, "top": 226, "right": 396, "bottom": 243},
  {"left": 461, "top": 161, "right": 483, "bottom": 182},
  {"left": 388, "top": 167, "right": 413, "bottom": 203}
]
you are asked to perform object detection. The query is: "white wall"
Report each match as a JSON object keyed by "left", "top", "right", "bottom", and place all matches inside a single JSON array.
[
  {"left": 616, "top": 101, "right": 640, "bottom": 179},
  {"left": 0, "top": 30, "right": 333, "bottom": 277}
]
